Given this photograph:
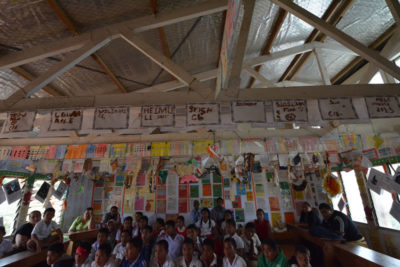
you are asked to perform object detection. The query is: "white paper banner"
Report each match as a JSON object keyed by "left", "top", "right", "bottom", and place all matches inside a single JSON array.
[
  {"left": 3, "top": 179, "right": 22, "bottom": 204},
  {"left": 3, "top": 111, "right": 36, "bottom": 133},
  {"left": 367, "top": 168, "right": 386, "bottom": 194},
  {"left": 141, "top": 105, "right": 175, "bottom": 127},
  {"left": 232, "top": 101, "right": 266, "bottom": 123},
  {"left": 94, "top": 106, "right": 129, "bottom": 129},
  {"left": 365, "top": 96, "right": 400, "bottom": 118},
  {"left": 273, "top": 100, "right": 307, "bottom": 122},
  {"left": 53, "top": 182, "right": 68, "bottom": 200},
  {"left": 319, "top": 98, "right": 358, "bottom": 120},
  {"left": 187, "top": 103, "right": 220, "bottom": 125},
  {"left": 49, "top": 109, "right": 83, "bottom": 131}
]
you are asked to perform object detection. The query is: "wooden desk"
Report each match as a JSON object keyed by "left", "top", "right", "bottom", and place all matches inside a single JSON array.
[{"left": 66, "top": 229, "right": 98, "bottom": 255}]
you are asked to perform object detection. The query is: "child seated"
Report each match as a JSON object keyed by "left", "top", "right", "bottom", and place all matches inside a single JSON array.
[
  {"left": 120, "top": 237, "right": 146, "bottom": 267},
  {"left": 93, "top": 243, "right": 116, "bottom": 267},
  {"left": 288, "top": 245, "right": 311, "bottom": 267},
  {"left": 75, "top": 242, "right": 92, "bottom": 267},
  {"left": 90, "top": 228, "right": 110, "bottom": 261},
  {"left": 175, "top": 238, "right": 202, "bottom": 267},
  {"left": 221, "top": 210, "right": 234, "bottom": 235},
  {"left": 222, "top": 237, "right": 247, "bottom": 267},
  {"left": 0, "top": 226, "right": 13, "bottom": 258},
  {"left": 46, "top": 242, "right": 74, "bottom": 267},
  {"left": 116, "top": 216, "right": 134, "bottom": 242},
  {"left": 224, "top": 219, "right": 245, "bottom": 257},
  {"left": 176, "top": 216, "right": 187, "bottom": 238},
  {"left": 106, "top": 220, "right": 117, "bottom": 247},
  {"left": 195, "top": 208, "right": 216, "bottom": 240},
  {"left": 186, "top": 224, "right": 202, "bottom": 257},
  {"left": 150, "top": 240, "right": 176, "bottom": 267},
  {"left": 142, "top": 225, "right": 155, "bottom": 266},
  {"left": 132, "top": 212, "right": 143, "bottom": 237},
  {"left": 27, "top": 207, "right": 63, "bottom": 252},
  {"left": 162, "top": 220, "right": 184, "bottom": 260},
  {"left": 257, "top": 238, "right": 288, "bottom": 267},
  {"left": 154, "top": 218, "right": 166, "bottom": 241},
  {"left": 200, "top": 238, "right": 218, "bottom": 267},
  {"left": 242, "top": 222, "right": 261, "bottom": 266},
  {"left": 112, "top": 230, "right": 131, "bottom": 265},
  {"left": 13, "top": 210, "right": 41, "bottom": 251}
]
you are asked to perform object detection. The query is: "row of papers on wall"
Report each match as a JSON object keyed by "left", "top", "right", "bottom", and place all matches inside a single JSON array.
[{"left": 2, "top": 97, "right": 400, "bottom": 137}]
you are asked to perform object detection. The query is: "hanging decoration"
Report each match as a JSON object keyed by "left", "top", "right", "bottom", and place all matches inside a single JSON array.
[{"left": 323, "top": 172, "right": 342, "bottom": 198}]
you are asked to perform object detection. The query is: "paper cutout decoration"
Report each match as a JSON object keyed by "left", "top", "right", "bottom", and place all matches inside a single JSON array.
[
  {"left": 35, "top": 182, "right": 51, "bottom": 203},
  {"left": 53, "top": 182, "right": 67, "bottom": 200},
  {"left": 4, "top": 111, "right": 36, "bottom": 133},
  {"left": 3, "top": 179, "right": 22, "bottom": 204},
  {"left": 180, "top": 175, "right": 199, "bottom": 184}
]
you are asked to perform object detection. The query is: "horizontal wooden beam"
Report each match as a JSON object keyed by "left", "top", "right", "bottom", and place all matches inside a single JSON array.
[
  {"left": 0, "top": 0, "right": 227, "bottom": 71},
  {"left": 1, "top": 84, "right": 399, "bottom": 111},
  {"left": 271, "top": 0, "right": 400, "bottom": 81}
]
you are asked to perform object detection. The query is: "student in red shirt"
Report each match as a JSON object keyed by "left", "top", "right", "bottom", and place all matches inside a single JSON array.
[
  {"left": 254, "top": 209, "right": 271, "bottom": 242},
  {"left": 176, "top": 216, "right": 187, "bottom": 237}
]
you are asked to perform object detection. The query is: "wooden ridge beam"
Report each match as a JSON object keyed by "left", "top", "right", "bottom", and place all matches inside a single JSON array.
[
  {"left": 2, "top": 84, "right": 399, "bottom": 112},
  {"left": 278, "top": 0, "right": 353, "bottom": 82},
  {"left": 0, "top": 0, "right": 228, "bottom": 71},
  {"left": 271, "top": 0, "right": 400, "bottom": 81},
  {"left": 247, "top": 8, "right": 287, "bottom": 88}
]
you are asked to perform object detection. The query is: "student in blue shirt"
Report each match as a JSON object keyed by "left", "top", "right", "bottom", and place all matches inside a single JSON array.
[{"left": 121, "top": 237, "right": 147, "bottom": 267}]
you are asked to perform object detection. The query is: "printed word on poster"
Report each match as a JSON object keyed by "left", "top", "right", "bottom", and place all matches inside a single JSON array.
[
  {"left": 141, "top": 105, "right": 175, "bottom": 127},
  {"left": 49, "top": 109, "right": 83, "bottom": 131},
  {"left": 365, "top": 97, "right": 400, "bottom": 118},
  {"left": 3, "top": 111, "right": 36, "bottom": 133},
  {"left": 273, "top": 100, "right": 307, "bottom": 122},
  {"left": 186, "top": 103, "right": 220, "bottom": 125},
  {"left": 232, "top": 101, "right": 266, "bottom": 123},
  {"left": 319, "top": 98, "right": 358, "bottom": 120},
  {"left": 94, "top": 106, "right": 129, "bottom": 129}
]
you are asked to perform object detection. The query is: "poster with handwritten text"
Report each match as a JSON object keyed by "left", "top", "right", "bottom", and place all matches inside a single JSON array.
[
  {"left": 4, "top": 111, "right": 36, "bottom": 133},
  {"left": 186, "top": 103, "right": 220, "bottom": 126},
  {"left": 94, "top": 106, "right": 129, "bottom": 129},
  {"left": 49, "top": 109, "right": 83, "bottom": 131},
  {"left": 141, "top": 105, "right": 175, "bottom": 127},
  {"left": 319, "top": 98, "right": 358, "bottom": 120},
  {"left": 273, "top": 100, "right": 307, "bottom": 122}
]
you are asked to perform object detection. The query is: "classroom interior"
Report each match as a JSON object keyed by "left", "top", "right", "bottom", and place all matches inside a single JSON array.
[{"left": 0, "top": 0, "right": 400, "bottom": 266}]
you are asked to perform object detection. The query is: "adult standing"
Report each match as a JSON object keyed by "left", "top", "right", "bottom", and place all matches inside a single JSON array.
[
  {"left": 211, "top": 198, "right": 226, "bottom": 224},
  {"left": 190, "top": 200, "right": 202, "bottom": 224}
]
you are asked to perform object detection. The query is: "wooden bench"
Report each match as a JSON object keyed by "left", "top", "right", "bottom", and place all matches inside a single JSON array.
[
  {"left": 66, "top": 229, "right": 99, "bottom": 255},
  {"left": 287, "top": 223, "right": 400, "bottom": 267}
]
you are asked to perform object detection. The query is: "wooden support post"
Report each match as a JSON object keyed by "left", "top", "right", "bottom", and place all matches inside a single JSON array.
[
  {"left": 314, "top": 48, "right": 331, "bottom": 85},
  {"left": 243, "top": 67, "right": 274, "bottom": 87}
]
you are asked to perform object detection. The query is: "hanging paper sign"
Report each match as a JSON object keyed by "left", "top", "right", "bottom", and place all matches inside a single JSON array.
[
  {"left": 141, "top": 105, "right": 175, "bottom": 127},
  {"left": 366, "top": 168, "right": 389, "bottom": 194},
  {"left": 273, "top": 100, "right": 307, "bottom": 122},
  {"left": 94, "top": 106, "right": 129, "bottom": 129},
  {"left": 186, "top": 103, "right": 220, "bottom": 125},
  {"left": 3, "top": 179, "right": 22, "bottom": 204},
  {"left": 319, "top": 98, "right": 358, "bottom": 120},
  {"left": 232, "top": 101, "right": 266, "bottom": 123},
  {"left": 49, "top": 109, "right": 83, "bottom": 131},
  {"left": 35, "top": 182, "right": 51, "bottom": 203},
  {"left": 365, "top": 97, "right": 400, "bottom": 118},
  {"left": 3, "top": 111, "right": 36, "bottom": 133},
  {"left": 53, "top": 182, "right": 67, "bottom": 200}
]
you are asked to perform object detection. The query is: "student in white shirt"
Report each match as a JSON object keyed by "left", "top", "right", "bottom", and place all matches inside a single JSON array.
[
  {"left": 162, "top": 220, "right": 184, "bottom": 260},
  {"left": 75, "top": 242, "right": 92, "bottom": 267},
  {"left": 221, "top": 210, "right": 234, "bottom": 235},
  {"left": 132, "top": 212, "right": 143, "bottom": 236},
  {"left": 112, "top": 229, "right": 131, "bottom": 265},
  {"left": 224, "top": 219, "right": 245, "bottom": 257},
  {"left": 289, "top": 245, "right": 312, "bottom": 267},
  {"left": 242, "top": 222, "right": 261, "bottom": 267},
  {"left": 195, "top": 208, "right": 216, "bottom": 240},
  {"left": 0, "top": 226, "right": 12, "bottom": 258},
  {"left": 115, "top": 216, "right": 134, "bottom": 242},
  {"left": 27, "top": 207, "right": 63, "bottom": 252},
  {"left": 200, "top": 238, "right": 218, "bottom": 267},
  {"left": 223, "top": 237, "right": 247, "bottom": 267},
  {"left": 92, "top": 243, "right": 116, "bottom": 267},
  {"left": 150, "top": 240, "right": 176, "bottom": 267},
  {"left": 175, "top": 238, "right": 202, "bottom": 267},
  {"left": 186, "top": 225, "right": 202, "bottom": 257}
]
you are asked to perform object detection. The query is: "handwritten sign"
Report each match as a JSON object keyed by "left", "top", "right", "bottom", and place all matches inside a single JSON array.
[
  {"left": 273, "top": 100, "right": 307, "bottom": 122},
  {"left": 94, "top": 106, "right": 129, "bottom": 129},
  {"left": 365, "top": 97, "right": 400, "bottom": 118},
  {"left": 319, "top": 98, "right": 358, "bottom": 120},
  {"left": 141, "top": 105, "right": 174, "bottom": 127},
  {"left": 186, "top": 103, "right": 220, "bottom": 126},
  {"left": 3, "top": 111, "right": 36, "bottom": 133},
  {"left": 49, "top": 109, "right": 83, "bottom": 131},
  {"left": 232, "top": 101, "right": 266, "bottom": 123}
]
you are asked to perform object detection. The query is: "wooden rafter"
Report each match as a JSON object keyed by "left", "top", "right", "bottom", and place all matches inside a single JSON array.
[
  {"left": 386, "top": 0, "right": 400, "bottom": 25},
  {"left": 247, "top": 8, "right": 287, "bottom": 88},
  {"left": 278, "top": 0, "right": 353, "bottom": 82},
  {"left": 2, "top": 84, "right": 400, "bottom": 112},
  {"left": 271, "top": 0, "right": 400, "bottom": 81},
  {"left": 46, "top": 0, "right": 127, "bottom": 93},
  {"left": 332, "top": 25, "right": 397, "bottom": 84}
]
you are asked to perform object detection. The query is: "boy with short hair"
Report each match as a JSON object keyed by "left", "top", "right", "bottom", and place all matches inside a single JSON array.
[
  {"left": 200, "top": 238, "right": 218, "bottom": 267},
  {"left": 142, "top": 225, "right": 155, "bottom": 266},
  {"left": 224, "top": 219, "right": 245, "bottom": 257},
  {"left": 223, "top": 237, "right": 246, "bottom": 267},
  {"left": 120, "top": 237, "right": 147, "bottom": 267},
  {"left": 243, "top": 222, "right": 261, "bottom": 267},
  {"left": 46, "top": 242, "right": 74, "bottom": 267},
  {"left": 162, "top": 220, "right": 184, "bottom": 260},
  {"left": 0, "top": 226, "right": 12, "bottom": 258},
  {"left": 28, "top": 207, "right": 63, "bottom": 252},
  {"left": 150, "top": 240, "right": 175, "bottom": 267},
  {"left": 116, "top": 217, "right": 133, "bottom": 242},
  {"left": 13, "top": 210, "right": 41, "bottom": 251},
  {"left": 90, "top": 228, "right": 110, "bottom": 261},
  {"left": 186, "top": 224, "right": 202, "bottom": 257},
  {"left": 175, "top": 238, "right": 202, "bottom": 267},
  {"left": 112, "top": 229, "right": 131, "bottom": 265},
  {"left": 93, "top": 243, "right": 116, "bottom": 267}
]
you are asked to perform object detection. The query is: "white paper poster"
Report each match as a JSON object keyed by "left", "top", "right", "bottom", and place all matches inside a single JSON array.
[
  {"left": 256, "top": 197, "right": 268, "bottom": 210},
  {"left": 232, "top": 101, "right": 266, "bottom": 123},
  {"left": 244, "top": 202, "right": 256, "bottom": 220},
  {"left": 319, "top": 98, "right": 358, "bottom": 120},
  {"left": 186, "top": 103, "right": 220, "bottom": 126},
  {"left": 94, "top": 106, "right": 129, "bottom": 129},
  {"left": 3, "top": 179, "right": 22, "bottom": 204},
  {"left": 367, "top": 168, "right": 386, "bottom": 194},
  {"left": 49, "top": 109, "right": 83, "bottom": 131},
  {"left": 365, "top": 97, "right": 400, "bottom": 118},
  {"left": 3, "top": 111, "right": 36, "bottom": 133},
  {"left": 53, "top": 182, "right": 68, "bottom": 200},
  {"left": 166, "top": 172, "right": 178, "bottom": 213},
  {"left": 389, "top": 201, "right": 400, "bottom": 223},
  {"left": 273, "top": 100, "right": 307, "bottom": 122},
  {"left": 141, "top": 105, "right": 175, "bottom": 127}
]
